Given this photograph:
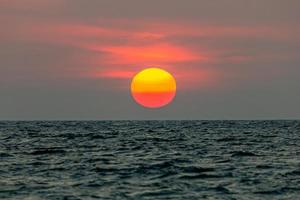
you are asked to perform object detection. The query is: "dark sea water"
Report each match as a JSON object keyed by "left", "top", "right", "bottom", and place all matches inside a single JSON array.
[{"left": 0, "top": 121, "right": 300, "bottom": 200}]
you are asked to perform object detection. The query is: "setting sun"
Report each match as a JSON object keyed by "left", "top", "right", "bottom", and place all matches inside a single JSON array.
[{"left": 131, "top": 68, "right": 176, "bottom": 108}]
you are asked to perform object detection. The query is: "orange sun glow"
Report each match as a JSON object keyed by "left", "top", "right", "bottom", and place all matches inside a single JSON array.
[{"left": 131, "top": 68, "right": 176, "bottom": 108}]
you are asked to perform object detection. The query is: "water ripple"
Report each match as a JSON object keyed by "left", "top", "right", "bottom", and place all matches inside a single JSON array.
[{"left": 0, "top": 120, "right": 299, "bottom": 199}]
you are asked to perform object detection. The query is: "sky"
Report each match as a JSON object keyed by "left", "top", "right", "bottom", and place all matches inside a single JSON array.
[{"left": 0, "top": 0, "right": 300, "bottom": 120}]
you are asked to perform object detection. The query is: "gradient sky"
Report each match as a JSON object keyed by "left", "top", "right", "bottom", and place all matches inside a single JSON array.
[{"left": 1, "top": 0, "right": 300, "bottom": 120}]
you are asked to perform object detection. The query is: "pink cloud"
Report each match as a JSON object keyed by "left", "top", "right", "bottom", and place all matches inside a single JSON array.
[
  {"left": 2, "top": 15, "right": 298, "bottom": 90},
  {"left": 87, "top": 43, "right": 205, "bottom": 64}
]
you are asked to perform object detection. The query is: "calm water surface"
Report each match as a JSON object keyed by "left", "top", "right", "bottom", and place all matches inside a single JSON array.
[{"left": 0, "top": 121, "right": 299, "bottom": 199}]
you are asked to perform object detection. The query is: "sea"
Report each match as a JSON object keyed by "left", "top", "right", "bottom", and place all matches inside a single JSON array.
[{"left": 0, "top": 121, "right": 299, "bottom": 200}]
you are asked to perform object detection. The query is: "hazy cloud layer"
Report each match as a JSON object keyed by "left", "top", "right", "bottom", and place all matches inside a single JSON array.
[{"left": 0, "top": 0, "right": 299, "bottom": 119}]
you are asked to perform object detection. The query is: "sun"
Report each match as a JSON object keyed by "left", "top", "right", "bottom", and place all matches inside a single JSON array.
[{"left": 131, "top": 68, "right": 176, "bottom": 108}]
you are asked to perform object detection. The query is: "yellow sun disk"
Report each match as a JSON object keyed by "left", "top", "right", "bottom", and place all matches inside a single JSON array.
[{"left": 131, "top": 68, "right": 176, "bottom": 93}]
